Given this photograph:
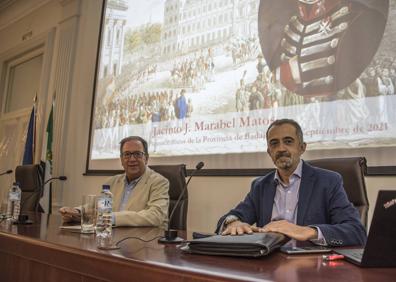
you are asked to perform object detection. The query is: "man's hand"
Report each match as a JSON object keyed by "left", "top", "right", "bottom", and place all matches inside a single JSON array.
[
  {"left": 221, "top": 220, "right": 260, "bottom": 236},
  {"left": 59, "top": 207, "right": 81, "bottom": 223},
  {"left": 259, "top": 220, "right": 318, "bottom": 241}
]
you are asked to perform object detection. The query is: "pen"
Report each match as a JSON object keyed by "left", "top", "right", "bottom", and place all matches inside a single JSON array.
[{"left": 322, "top": 254, "right": 344, "bottom": 261}]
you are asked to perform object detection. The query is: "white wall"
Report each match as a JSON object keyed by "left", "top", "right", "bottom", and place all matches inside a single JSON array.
[{"left": 0, "top": 0, "right": 395, "bottom": 233}]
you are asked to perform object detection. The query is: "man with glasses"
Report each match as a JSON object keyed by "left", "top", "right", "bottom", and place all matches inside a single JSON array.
[{"left": 59, "top": 136, "right": 169, "bottom": 228}]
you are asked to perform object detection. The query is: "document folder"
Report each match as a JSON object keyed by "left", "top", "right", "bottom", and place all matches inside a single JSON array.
[{"left": 181, "top": 232, "right": 289, "bottom": 258}]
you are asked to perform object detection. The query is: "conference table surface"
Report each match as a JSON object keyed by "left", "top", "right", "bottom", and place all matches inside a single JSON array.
[{"left": 0, "top": 213, "right": 395, "bottom": 282}]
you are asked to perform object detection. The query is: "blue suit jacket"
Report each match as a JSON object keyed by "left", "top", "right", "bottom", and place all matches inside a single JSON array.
[{"left": 216, "top": 161, "right": 367, "bottom": 246}]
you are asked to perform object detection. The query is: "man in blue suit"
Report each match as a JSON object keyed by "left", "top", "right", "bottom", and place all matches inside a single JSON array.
[{"left": 217, "top": 119, "right": 366, "bottom": 246}]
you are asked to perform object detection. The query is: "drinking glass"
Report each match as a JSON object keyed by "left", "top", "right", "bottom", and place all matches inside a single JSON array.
[{"left": 81, "top": 195, "right": 96, "bottom": 234}]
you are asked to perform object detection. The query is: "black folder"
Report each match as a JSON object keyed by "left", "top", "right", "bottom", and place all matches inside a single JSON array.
[{"left": 181, "top": 232, "right": 289, "bottom": 258}]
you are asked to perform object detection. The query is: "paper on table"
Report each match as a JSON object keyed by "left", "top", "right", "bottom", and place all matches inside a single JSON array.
[{"left": 59, "top": 225, "right": 81, "bottom": 230}]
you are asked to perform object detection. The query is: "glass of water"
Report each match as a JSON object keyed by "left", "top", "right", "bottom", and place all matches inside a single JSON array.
[{"left": 81, "top": 195, "right": 96, "bottom": 233}]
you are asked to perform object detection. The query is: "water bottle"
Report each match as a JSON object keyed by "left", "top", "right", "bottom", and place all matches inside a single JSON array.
[
  {"left": 96, "top": 184, "right": 113, "bottom": 248},
  {"left": 6, "top": 182, "right": 21, "bottom": 222}
]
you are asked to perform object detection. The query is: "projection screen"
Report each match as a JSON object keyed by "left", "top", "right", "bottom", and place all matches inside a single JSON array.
[{"left": 87, "top": 0, "right": 396, "bottom": 174}]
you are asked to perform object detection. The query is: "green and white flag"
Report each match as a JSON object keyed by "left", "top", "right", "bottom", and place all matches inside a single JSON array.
[{"left": 39, "top": 104, "right": 53, "bottom": 213}]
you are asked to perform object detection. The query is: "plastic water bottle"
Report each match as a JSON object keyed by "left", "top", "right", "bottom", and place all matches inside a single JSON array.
[
  {"left": 96, "top": 184, "right": 113, "bottom": 248},
  {"left": 6, "top": 182, "right": 21, "bottom": 222}
]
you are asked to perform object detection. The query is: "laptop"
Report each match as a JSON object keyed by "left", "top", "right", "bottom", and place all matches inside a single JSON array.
[{"left": 334, "top": 190, "right": 396, "bottom": 267}]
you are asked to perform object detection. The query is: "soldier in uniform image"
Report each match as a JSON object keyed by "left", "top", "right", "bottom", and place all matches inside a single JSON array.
[{"left": 258, "top": 0, "right": 389, "bottom": 98}]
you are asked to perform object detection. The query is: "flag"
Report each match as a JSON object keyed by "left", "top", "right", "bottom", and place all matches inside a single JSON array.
[
  {"left": 22, "top": 105, "right": 36, "bottom": 165},
  {"left": 45, "top": 105, "right": 53, "bottom": 169},
  {"left": 39, "top": 104, "right": 53, "bottom": 214}
]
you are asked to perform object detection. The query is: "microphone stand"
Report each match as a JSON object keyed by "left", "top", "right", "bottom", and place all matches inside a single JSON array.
[
  {"left": 45, "top": 176, "right": 67, "bottom": 215},
  {"left": 158, "top": 162, "right": 204, "bottom": 244}
]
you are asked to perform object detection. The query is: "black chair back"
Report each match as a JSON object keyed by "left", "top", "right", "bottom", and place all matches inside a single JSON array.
[
  {"left": 149, "top": 164, "right": 187, "bottom": 230},
  {"left": 307, "top": 157, "right": 369, "bottom": 228},
  {"left": 15, "top": 164, "right": 44, "bottom": 213}
]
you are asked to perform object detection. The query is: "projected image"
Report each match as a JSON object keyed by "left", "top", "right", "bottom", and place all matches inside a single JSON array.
[
  {"left": 90, "top": 0, "right": 396, "bottom": 160},
  {"left": 259, "top": 0, "right": 388, "bottom": 96}
]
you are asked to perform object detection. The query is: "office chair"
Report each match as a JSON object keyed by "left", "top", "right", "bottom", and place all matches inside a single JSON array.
[
  {"left": 307, "top": 157, "right": 369, "bottom": 229},
  {"left": 15, "top": 163, "right": 45, "bottom": 213},
  {"left": 149, "top": 164, "right": 187, "bottom": 230}
]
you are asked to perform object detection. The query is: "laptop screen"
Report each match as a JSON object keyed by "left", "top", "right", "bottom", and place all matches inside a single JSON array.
[{"left": 362, "top": 190, "right": 396, "bottom": 267}]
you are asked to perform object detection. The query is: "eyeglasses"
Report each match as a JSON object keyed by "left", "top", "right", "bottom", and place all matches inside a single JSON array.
[{"left": 121, "top": 151, "right": 145, "bottom": 159}]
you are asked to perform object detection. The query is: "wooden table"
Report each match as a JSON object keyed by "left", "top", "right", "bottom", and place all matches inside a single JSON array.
[{"left": 0, "top": 213, "right": 394, "bottom": 282}]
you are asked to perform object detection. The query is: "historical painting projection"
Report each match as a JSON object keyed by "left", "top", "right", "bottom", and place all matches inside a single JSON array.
[{"left": 90, "top": 0, "right": 395, "bottom": 162}]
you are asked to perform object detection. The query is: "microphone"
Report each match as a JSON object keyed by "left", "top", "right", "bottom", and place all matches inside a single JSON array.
[
  {"left": 158, "top": 161, "right": 204, "bottom": 244},
  {"left": 16, "top": 175, "right": 67, "bottom": 224},
  {"left": 44, "top": 176, "right": 67, "bottom": 185},
  {"left": 0, "top": 169, "right": 13, "bottom": 176},
  {"left": 42, "top": 176, "right": 67, "bottom": 215}
]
